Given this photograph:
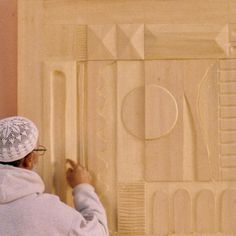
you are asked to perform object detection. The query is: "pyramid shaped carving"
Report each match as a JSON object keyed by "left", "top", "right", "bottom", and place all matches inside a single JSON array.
[
  {"left": 145, "top": 24, "right": 228, "bottom": 59},
  {"left": 117, "top": 24, "right": 144, "bottom": 59},
  {"left": 88, "top": 25, "right": 116, "bottom": 59}
]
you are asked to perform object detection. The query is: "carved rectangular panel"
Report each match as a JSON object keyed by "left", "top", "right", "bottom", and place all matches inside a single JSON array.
[
  {"left": 147, "top": 182, "right": 236, "bottom": 235},
  {"left": 117, "top": 61, "right": 145, "bottom": 183},
  {"left": 219, "top": 60, "right": 236, "bottom": 181},
  {"left": 145, "top": 24, "right": 229, "bottom": 59},
  {"left": 87, "top": 61, "right": 117, "bottom": 231},
  {"left": 43, "top": 61, "right": 77, "bottom": 204},
  {"left": 144, "top": 61, "right": 184, "bottom": 182},
  {"left": 118, "top": 183, "right": 146, "bottom": 234},
  {"left": 144, "top": 60, "right": 219, "bottom": 182}
]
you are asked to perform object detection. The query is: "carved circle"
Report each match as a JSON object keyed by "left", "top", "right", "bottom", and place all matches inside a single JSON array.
[
  {"left": 121, "top": 85, "right": 178, "bottom": 140},
  {"left": 122, "top": 86, "right": 145, "bottom": 140}
]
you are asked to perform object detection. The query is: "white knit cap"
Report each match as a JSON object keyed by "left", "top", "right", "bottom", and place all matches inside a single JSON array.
[{"left": 0, "top": 116, "right": 39, "bottom": 162}]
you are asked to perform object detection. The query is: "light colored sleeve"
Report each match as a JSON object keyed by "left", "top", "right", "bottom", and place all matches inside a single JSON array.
[{"left": 69, "top": 183, "right": 109, "bottom": 236}]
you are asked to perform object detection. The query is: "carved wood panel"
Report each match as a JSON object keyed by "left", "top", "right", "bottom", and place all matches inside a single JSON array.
[{"left": 18, "top": 0, "right": 236, "bottom": 235}]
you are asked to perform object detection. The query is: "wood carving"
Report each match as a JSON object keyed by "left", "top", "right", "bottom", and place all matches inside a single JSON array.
[
  {"left": 196, "top": 190, "right": 215, "bottom": 233},
  {"left": 219, "top": 60, "right": 236, "bottom": 181},
  {"left": 43, "top": 61, "right": 77, "bottom": 204},
  {"left": 197, "top": 62, "right": 219, "bottom": 180},
  {"left": 88, "top": 25, "right": 116, "bottom": 60},
  {"left": 145, "top": 24, "right": 230, "bottom": 59},
  {"left": 183, "top": 95, "right": 195, "bottom": 181},
  {"left": 145, "top": 85, "right": 178, "bottom": 140},
  {"left": 148, "top": 184, "right": 236, "bottom": 235},
  {"left": 18, "top": 1, "right": 236, "bottom": 235},
  {"left": 221, "top": 189, "right": 236, "bottom": 233},
  {"left": 229, "top": 24, "right": 236, "bottom": 56},
  {"left": 77, "top": 63, "right": 87, "bottom": 167},
  {"left": 173, "top": 189, "right": 192, "bottom": 233},
  {"left": 87, "top": 61, "right": 117, "bottom": 231},
  {"left": 75, "top": 25, "right": 87, "bottom": 60},
  {"left": 118, "top": 183, "right": 146, "bottom": 234},
  {"left": 117, "top": 24, "right": 144, "bottom": 59},
  {"left": 153, "top": 191, "right": 169, "bottom": 235},
  {"left": 117, "top": 61, "right": 144, "bottom": 184},
  {"left": 121, "top": 86, "right": 145, "bottom": 139}
]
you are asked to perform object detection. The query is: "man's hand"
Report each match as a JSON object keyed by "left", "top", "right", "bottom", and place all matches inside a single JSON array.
[{"left": 66, "top": 159, "right": 92, "bottom": 188}]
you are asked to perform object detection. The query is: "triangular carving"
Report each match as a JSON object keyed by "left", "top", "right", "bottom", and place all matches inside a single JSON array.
[
  {"left": 118, "top": 24, "right": 141, "bottom": 38},
  {"left": 102, "top": 28, "right": 116, "bottom": 57},
  {"left": 130, "top": 26, "right": 144, "bottom": 58},
  {"left": 215, "top": 25, "right": 230, "bottom": 55},
  {"left": 118, "top": 32, "right": 141, "bottom": 59}
]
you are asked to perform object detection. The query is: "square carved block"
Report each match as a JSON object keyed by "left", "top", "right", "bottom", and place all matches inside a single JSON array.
[
  {"left": 117, "top": 60, "right": 219, "bottom": 182},
  {"left": 88, "top": 25, "right": 116, "bottom": 60},
  {"left": 117, "top": 24, "right": 144, "bottom": 59}
]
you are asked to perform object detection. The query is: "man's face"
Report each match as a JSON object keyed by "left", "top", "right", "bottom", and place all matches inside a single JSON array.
[
  {"left": 32, "top": 150, "right": 39, "bottom": 166},
  {"left": 30, "top": 142, "right": 47, "bottom": 171}
]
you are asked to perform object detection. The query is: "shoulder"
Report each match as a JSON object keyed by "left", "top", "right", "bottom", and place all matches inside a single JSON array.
[
  {"left": 31, "top": 193, "right": 84, "bottom": 223},
  {"left": 34, "top": 193, "right": 75, "bottom": 212}
]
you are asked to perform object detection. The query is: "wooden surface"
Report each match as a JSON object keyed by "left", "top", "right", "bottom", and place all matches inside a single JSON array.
[{"left": 18, "top": 0, "right": 236, "bottom": 235}]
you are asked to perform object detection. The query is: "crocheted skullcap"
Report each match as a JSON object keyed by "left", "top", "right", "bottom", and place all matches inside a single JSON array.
[{"left": 0, "top": 116, "right": 39, "bottom": 162}]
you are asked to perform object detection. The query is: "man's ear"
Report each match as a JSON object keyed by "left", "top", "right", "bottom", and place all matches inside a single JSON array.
[{"left": 21, "top": 153, "right": 34, "bottom": 170}]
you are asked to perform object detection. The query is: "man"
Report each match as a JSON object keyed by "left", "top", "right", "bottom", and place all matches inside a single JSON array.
[{"left": 0, "top": 116, "right": 108, "bottom": 236}]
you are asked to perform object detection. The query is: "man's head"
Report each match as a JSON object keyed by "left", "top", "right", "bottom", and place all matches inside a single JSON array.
[{"left": 0, "top": 116, "right": 39, "bottom": 169}]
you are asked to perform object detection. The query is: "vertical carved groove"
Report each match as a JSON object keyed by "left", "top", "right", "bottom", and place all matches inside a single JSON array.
[
  {"left": 221, "top": 189, "right": 236, "bottom": 233},
  {"left": 183, "top": 95, "right": 196, "bottom": 181},
  {"left": 173, "top": 189, "right": 192, "bottom": 233},
  {"left": 196, "top": 190, "right": 215, "bottom": 233},
  {"left": 77, "top": 63, "right": 87, "bottom": 167},
  {"left": 197, "top": 62, "right": 218, "bottom": 180},
  {"left": 52, "top": 71, "right": 66, "bottom": 201},
  {"left": 153, "top": 191, "right": 169, "bottom": 235}
]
